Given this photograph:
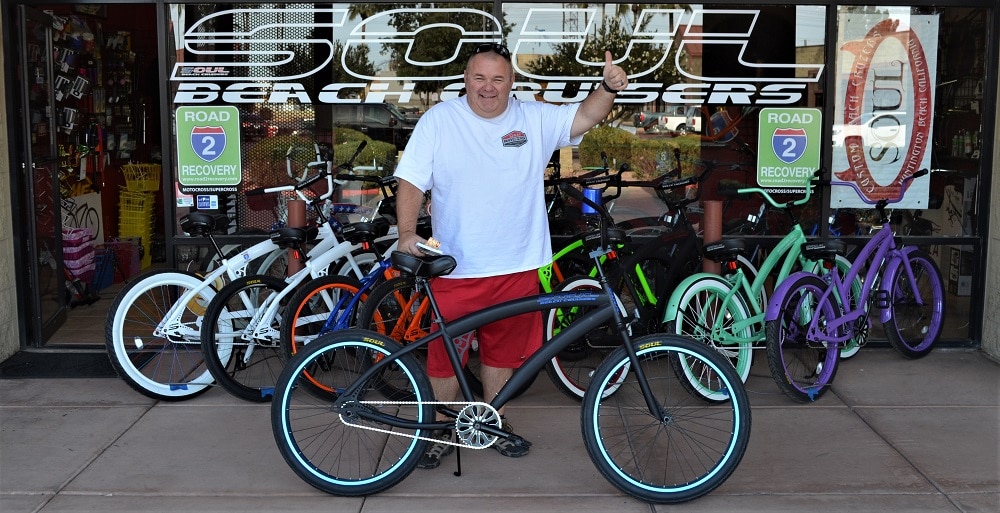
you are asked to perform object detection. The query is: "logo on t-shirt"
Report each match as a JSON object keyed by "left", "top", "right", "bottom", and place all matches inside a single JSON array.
[{"left": 501, "top": 130, "right": 527, "bottom": 147}]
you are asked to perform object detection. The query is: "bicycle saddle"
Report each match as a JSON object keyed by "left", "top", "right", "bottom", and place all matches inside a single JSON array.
[
  {"left": 703, "top": 239, "right": 745, "bottom": 263},
  {"left": 269, "top": 227, "right": 310, "bottom": 249},
  {"left": 800, "top": 239, "right": 846, "bottom": 261},
  {"left": 180, "top": 212, "right": 229, "bottom": 237},
  {"left": 581, "top": 227, "right": 627, "bottom": 250},
  {"left": 390, "top": 250, "right": 456, "bottom": 278},
  {"left": 341, "top": 221, "right": 380, "bottom": 244}
]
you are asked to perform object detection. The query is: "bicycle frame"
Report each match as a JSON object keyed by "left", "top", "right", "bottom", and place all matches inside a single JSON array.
[
  {"left": 155, "top": 238, "right": 282, "bottom": 342},
  {"left": 766, "top": 210, "right": 925, "bottom": 343},
  {"left": 310, "top": 259, "right": 395, "bottom": 335},
  {"left": 338, "top": 285, "right": 669, "bottom": 434},
  {"left": 764, "top": 169, "right": 933, "bottom": 346}
]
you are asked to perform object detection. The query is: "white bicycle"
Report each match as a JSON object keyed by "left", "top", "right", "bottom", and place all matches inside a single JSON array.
[{"left": 105, "top": 144, "right": 387, "bottom": 400}]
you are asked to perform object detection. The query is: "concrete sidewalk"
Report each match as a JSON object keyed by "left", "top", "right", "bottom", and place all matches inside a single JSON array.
[{"left": 1, "top": 348, "right": 997, "bottom": 513}]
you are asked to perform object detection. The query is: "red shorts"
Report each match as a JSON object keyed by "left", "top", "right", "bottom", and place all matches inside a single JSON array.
[{"left": 425, "top": 270, "right": 542, "bottom": 378}]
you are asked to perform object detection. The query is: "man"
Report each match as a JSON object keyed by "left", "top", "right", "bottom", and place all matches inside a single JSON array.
[{"left": 393, "top": 42, "right": 628, "bottom": 469}]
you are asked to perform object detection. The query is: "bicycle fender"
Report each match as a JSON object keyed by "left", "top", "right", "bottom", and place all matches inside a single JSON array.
[
  {"left": 877, "top": 246, "right": 918, "bottom": 324},
  {"left": 662, "top": 272, "right": 731, "bottom": 324},
  {"left": 764, "top": 270, "right": 820, "bottom": 322}
]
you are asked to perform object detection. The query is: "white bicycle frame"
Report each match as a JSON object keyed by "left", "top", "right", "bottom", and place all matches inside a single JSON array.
[
  {"left": 153, "top": 165, "right": 348, "bottom": 346},
  {"left": 212, "top": 196, "right": 400, "bottom": 363}
]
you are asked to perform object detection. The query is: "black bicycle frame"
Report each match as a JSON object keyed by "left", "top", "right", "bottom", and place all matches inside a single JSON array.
[{"left": 338, "top": 285, "right": 663, "bottom": 432}]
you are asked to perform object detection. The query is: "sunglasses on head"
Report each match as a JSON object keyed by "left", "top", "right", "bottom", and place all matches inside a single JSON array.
[{"left": 473, "top": 42, "right": 511, "bottom": 60}]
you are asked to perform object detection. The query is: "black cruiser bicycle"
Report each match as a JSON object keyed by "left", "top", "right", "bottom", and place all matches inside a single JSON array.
[{"left": 270, "top": 184, "right": 751, "bottom": 504}]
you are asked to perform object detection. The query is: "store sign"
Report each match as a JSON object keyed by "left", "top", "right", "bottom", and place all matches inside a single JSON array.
[
  {"left": 756, "top": 108, "right": 822, "bottom": 188},
  {"left": 175, "top": 106, "right": 241, "bottom": 193},
  {"left": 169, "top": 7, "right": 823, "bottom": 106},
  {"left": 831, "top": 15, "right": 938, "bottom": 208}
]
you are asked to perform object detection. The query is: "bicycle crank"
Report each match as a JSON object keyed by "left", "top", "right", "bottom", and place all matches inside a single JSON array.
[{"left": 455, "top": 402, "right": 501, "bottom": 448}]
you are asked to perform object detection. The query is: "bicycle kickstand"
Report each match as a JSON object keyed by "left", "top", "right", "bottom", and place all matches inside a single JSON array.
[{"left": 453, "top": 445, "right": 462, "bottom": 477}]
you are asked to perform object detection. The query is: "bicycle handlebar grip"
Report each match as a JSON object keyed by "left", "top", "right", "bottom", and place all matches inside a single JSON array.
[{"left": 245, "top": 187, "right": 267, "bottom": 196}]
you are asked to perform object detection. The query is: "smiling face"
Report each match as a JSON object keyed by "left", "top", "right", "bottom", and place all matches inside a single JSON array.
[{"left": 464, "top": 52, "right": 514, "bottom": 118}]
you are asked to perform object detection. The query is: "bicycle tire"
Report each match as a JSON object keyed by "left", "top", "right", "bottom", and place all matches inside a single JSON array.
[
  {"left": 764, "top": 274, "right": 841, "bottom": 402},
  {"left": 883, "top": 249, "right": 945, "bottom": 359},
  {"left": 669, "top": 276, "right": 753, "bottom": 402},
  {"left": 281, "top": 274, "right": 364, "bottom": 359},
  {"left": 271, "top": 330, "right": 434, "bottom": 496},
  {"left": 105, "top": 269, "right": 216, "bottom": 400},
  {"left": 581, "top": 333, "right": 751, "bottom": 503},
  {"left": 544, "top": 276, "right": 629, "bottom": 401},
  {"left": 201, "top": 275, "right": 289, "bottom": 402}
]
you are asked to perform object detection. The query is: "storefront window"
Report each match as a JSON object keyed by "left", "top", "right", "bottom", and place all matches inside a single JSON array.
[{"left": 165, "top": 2, "right": 991, "bottom": 344}]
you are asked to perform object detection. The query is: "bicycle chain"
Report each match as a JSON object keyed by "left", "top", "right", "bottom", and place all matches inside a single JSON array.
[{"left": 337, "top": 400, "right": 501, "bottom": 449}]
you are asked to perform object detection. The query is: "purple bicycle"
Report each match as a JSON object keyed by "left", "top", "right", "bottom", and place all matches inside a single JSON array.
[{"left": 764, "top": 169, "right": 945, "bottom": 402}]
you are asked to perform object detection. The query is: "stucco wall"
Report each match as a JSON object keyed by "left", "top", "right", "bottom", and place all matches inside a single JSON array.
[
  {"left": 982, "top": 60, "right": 1000, "bottom": 362},
  {"left": 0, "top": 16, "right": 19, "bottom": 363}
]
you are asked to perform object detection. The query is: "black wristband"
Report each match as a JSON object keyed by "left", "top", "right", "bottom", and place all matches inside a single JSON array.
[{"left": 601, "top": 80, "right": 620, "bottom": 94}]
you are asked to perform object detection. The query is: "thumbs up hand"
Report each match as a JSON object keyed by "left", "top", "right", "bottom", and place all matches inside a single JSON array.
[{"left": 602, "top": 51, "right": 628, "bottom": 92}]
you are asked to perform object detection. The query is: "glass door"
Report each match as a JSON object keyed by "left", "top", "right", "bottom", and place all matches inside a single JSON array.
[{"left": 18, "top": 5, "right": 67, "bottom": 344}]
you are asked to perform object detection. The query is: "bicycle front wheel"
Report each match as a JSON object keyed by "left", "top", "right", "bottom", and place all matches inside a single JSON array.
[
  {"left": 281, "top": 275, "right": 364, "bottom": 359},
  {"left": 884, "top": 249, "right": 945, "bottom": 359},
  {"left": 764, "top": 274, "right": 841, "bottom": 402},
  {"left": 544, "top": 276, "right": 628, "bottom": 400},
  {"left": 105, "top": 269, "right": 215, "bottom": 400},
  {"left": 669, "top": 276, "right": 753, "bottom": 402},
  {"left": 201, "top": 275, "right": 289, "bottom": 402},
  {"left": 582, "top": 333, "right": 751, "bottom": 503},
  {"left": 271, "top": 330, "right": 434, "bottom": 496}
]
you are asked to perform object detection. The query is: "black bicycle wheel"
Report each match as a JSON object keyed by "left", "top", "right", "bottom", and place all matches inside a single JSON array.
[
  {"left": 201, "top": 275, "right": 289, "bottom": 402},
  {"left": 271, "top": 330, "right": 434, "bottom": 496},
  {"left": 581, "top": 333, "right": 751, "bottom": 503}
]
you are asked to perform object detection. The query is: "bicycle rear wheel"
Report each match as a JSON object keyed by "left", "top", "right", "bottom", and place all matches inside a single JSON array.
[
  {"left": 764, "top": 274, "right": 841, "bottom": 402},
  {"left": 271, "top": 330, "right": 434, "bottom": 496},
  {"left": 581, "top": 333, "right": 751, "bottom": 503},
  {"left": 105, "top": 269, "right": 216, "bottom": 400},
  {"left": 201, "top": 275, "right": 289, "bottom": 402},
  {"left": 883, "top": 249, "right": 945, "bottom": 359}
]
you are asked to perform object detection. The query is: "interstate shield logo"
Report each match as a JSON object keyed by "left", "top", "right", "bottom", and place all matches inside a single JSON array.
[
  {"left": 191, "top": 126, "right": 227, "bottom": 162},
  {"left": 772, "top": 128, "right": 807, "bottom": 164}
]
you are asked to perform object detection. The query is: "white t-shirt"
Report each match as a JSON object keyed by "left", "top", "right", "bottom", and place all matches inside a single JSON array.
[{"left": 394, "top": 96, "right": 582, "bottom": 278}]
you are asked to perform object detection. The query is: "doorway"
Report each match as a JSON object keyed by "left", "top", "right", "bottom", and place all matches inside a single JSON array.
[{"left": 11, "top": 3, "right": 163, "bottom": 347}]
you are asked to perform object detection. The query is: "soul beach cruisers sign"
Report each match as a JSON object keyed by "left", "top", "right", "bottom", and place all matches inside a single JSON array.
[
  {"left": 169, "top": 7, "right": 824, "bottom": 107},
  {"left": 831, "top": 14, "right": 938, "bottom": 209}
]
